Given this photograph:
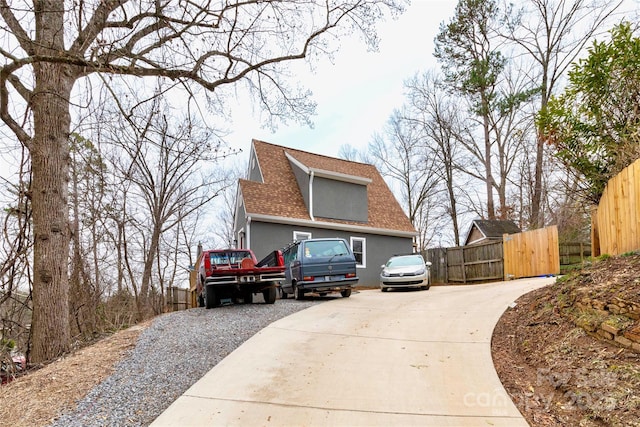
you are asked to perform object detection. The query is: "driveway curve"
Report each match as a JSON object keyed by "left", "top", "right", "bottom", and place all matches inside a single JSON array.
[{"left": 152, "top": 277, "right": 555, "bottom": 426}]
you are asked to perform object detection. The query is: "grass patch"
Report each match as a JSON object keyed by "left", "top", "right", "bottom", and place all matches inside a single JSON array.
[{"left": 621, "top": 250, "right": 640, "bottom": 257}]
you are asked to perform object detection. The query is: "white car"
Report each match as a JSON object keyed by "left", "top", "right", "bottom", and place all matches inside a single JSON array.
[{"left": 380, "top": 254, "right": 431, "bottom": 292}]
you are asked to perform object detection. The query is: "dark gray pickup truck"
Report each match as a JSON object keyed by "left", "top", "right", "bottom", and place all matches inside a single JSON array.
[{"left": 280, "top": 238, "right": 359, "bottom": 300}]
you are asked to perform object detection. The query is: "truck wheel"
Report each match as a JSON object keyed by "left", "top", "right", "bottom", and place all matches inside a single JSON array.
[
  {"left": 294, "top": 284, "right": 305, "bottom": 301},
  {"left": 205, "top": 286, "right": 218, "bottom": 309},
  {"left": 341, "top": 288, "right": 352, "bottom": 298},
  {"left": 263, "top": 286, "right": 277, "bottom": 304},
  {"left": 243, "top": 291, "right": 253, "bottom": 304}
]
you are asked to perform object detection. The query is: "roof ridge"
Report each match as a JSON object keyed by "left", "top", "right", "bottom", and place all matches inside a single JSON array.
[{"left": 252, "top": 138, "right": 371, "bottom": 167}]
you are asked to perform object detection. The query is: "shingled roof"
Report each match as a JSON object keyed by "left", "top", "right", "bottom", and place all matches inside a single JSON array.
[
  {"left": 464, "top": 219, "right": 521, "bottom": 245},
  {"left": 238, "top": 139, "right": 416, "bottom": 234}
]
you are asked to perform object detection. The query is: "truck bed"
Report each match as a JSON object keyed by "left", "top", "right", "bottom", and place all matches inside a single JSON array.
[{"left": 204, "top": 265, "right": 285, "bottom": 286}]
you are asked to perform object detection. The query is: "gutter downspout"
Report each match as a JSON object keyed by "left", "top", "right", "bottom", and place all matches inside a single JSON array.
[
  {"left": 309, "top": 171, "right": 315, "bottom": 221},
  {"left": 246, "top": 216, "right": 251, "bottom": 249}
]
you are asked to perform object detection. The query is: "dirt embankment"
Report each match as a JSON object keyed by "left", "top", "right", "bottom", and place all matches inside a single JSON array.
[{"left": 492, "top": 254, "right": 640, "bottom": 426}]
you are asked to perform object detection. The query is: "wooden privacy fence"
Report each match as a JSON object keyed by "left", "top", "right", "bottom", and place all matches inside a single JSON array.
[
  {"left": 559, "top": 242, "right": 591, "bottom": 272},
  {"left": 425, "top": 241, "right": 503, "bottom": 284},
  {"left": 425, "top": 226, "right": 561, "bottom": 284},
  {"left": 503, "top": 226, "right": 560, "bottom": 280},
  {"left": 449, "top": 242, "right": 504, "bottom": 282},
  {"left": 592, "top": 158, "right": 640, "bottom": 256},
  {"left": 167, "top": 287, "right": 191, "bottom": 311}
]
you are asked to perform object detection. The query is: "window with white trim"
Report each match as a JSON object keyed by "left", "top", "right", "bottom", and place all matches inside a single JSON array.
[
  {"left": 350, "top": 237, "right": 366, "bottom": 268},
  {"left": 293, "top": 231, "right": 312, "bottom": 241}
]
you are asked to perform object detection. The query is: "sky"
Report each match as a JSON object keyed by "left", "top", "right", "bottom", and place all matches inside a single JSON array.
[{"left": 225, "top": 0, "right": 457, "bottom": 162}]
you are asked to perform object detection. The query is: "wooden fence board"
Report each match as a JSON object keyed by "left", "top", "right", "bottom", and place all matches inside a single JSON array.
[
  {"left": 447, "top": 247, "right": 465, "bottom": 282},
  {"left": 424, "top": 247, "right": 448, "bottom": 284}
]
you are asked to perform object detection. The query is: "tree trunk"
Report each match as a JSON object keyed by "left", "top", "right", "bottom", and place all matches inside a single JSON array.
[
  {"left": 138, "top": 224, "right": 161, "bottom": 319},
  {"left": 446, "top": 175, "right": 461, "bottom": 246},
  {"left": 531, "top": 72, "right": 550, "bottom": 229},
  {"left": 29, "top": 62, "right": 75, "bottom": 362},
  {"left": 482, "top": 110, "right": 496, "bottom": 220},
  {"left": 29, "top": 1, "right": 78, "bottom": 363}
]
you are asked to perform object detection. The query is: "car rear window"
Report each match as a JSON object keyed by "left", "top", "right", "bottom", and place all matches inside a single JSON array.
[{"left": 304, "top": 240, "right": 349, "bottom": 257}]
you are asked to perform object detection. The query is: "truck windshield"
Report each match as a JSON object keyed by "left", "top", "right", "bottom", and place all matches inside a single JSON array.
[
  {"left": 210, "top": 251, "right": 252, "bottom": 265},
  {"left": 304, "top": 240, "right": 349, "bottom": 257}
]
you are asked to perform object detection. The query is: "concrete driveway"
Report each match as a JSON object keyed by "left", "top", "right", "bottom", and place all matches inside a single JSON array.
[{"left": 152, "top": 277, "right": 555, "bottom": 426}]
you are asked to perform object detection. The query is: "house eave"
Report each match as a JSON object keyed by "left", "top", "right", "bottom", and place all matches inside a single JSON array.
[{"left": 247, "top": 213, "right": 417, "bottom": 238}]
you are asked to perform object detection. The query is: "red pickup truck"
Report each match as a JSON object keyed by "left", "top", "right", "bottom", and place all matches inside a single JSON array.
[{"left": 196, "top": 248, "right": 285, "bottom": 309}]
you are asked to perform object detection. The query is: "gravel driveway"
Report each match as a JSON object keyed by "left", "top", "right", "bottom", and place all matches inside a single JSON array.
[{"left": 48, "top": 297, "right": 321, "bottom": 427}]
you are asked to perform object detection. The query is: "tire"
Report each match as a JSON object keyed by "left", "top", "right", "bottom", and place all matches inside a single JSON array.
[
  {"left": 294, "top": 283, "right": 305, "bottom": 300},
  {"left": 381, "top": 287, "right": 388, "bottom": 292},
  {"left": 205, "top": 285, "right": 218, "bottom": 309},
  {"left": 263, "top": 286, "right": 277, "bottom": 304},
  {"left": 341, "top": 288, "right": 352, "bottom": 298},
  {"left": 243, "top": 291, "right": 253, "bottom": 304}
]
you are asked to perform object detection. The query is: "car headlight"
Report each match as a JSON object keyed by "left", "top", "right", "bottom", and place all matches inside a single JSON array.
[
  {"left": 414, "top": 268, "right": 425, "bottom": 275},
  {"left": 381, "top": 270, "right": 389, "bottom": 277}
]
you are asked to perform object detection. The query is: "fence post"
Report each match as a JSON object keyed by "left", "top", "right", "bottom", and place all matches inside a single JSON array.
[
  {"left": 462, "top": 246, "right": 467, "bottom": 284},
  {"left": 444, "top": 248, "right": 449, "bottom": 284}
]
